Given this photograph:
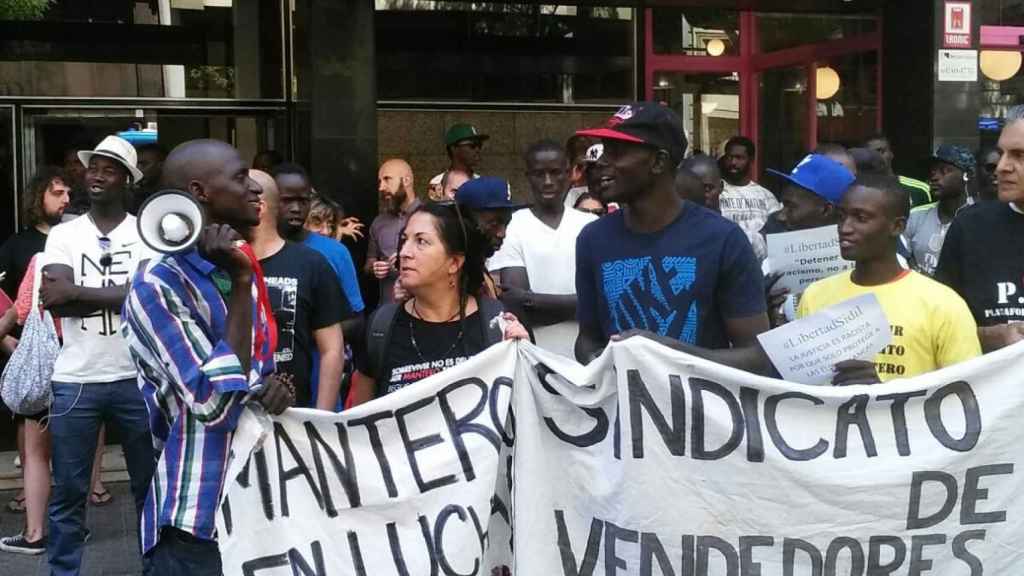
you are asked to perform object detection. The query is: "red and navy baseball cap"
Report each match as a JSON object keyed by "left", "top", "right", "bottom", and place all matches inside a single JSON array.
[
  {"left": 454, "top": 177, "right": 528, "bottom": 210},
  {"left": 576, "top": 102, "right": 688, "bottom": 163},
  {"left": 767, "top": 154, "right": 855, "bottom": 205}
]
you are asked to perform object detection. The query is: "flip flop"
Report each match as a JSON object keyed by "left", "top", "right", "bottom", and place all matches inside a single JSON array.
[
  {"left": 89, "top": 490, "right": 112, "bottom": 507},
  {"left": 6, "top": 495, "right": 25, "bottom": 513}
]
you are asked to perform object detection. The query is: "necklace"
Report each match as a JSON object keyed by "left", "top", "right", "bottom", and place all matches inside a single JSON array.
[{"left": 408, "top": 299, "right": 463, "bottom": 363}]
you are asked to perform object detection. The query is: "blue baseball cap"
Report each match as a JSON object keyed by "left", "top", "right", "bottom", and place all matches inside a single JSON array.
[
  {"left": 767, "top": 154, "right": 855, "bottom": 205},
  {"left": 454, "top": 177, "right": 528, "bottom": 210}
]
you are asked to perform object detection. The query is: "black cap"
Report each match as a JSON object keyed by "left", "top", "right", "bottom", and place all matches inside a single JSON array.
[{"left": 576, "top": 102, "right": 688, "bottom": 163}]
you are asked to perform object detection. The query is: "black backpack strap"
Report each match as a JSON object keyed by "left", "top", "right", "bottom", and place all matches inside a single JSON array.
[
  {"left": 477, "top": 297, "right": 505, "bottom": 346},
  {"left": 366, "top": 303, "right": 401, "bottom": 382}
]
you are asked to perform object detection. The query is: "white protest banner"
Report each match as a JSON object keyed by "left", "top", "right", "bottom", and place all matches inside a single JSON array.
[
  {"left": 766, "top": 225, "right": 853, "bottom": 295},
  {"left": 758, "top": 293, "right": 891, "bottom": 384},
  {"left": 513, "top": 337, "right": 1024, "bottom": 575},
  {"left": 216, "top": 342, "right": 517, "bottom": 576}
]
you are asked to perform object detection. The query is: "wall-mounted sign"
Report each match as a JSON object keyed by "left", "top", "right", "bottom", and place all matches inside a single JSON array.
[
  {"left": 938, "top": 49, "right": 978, "bottom": 81},
  {"left": 944, "top": 1, "right": 973, "bottom": 48}
]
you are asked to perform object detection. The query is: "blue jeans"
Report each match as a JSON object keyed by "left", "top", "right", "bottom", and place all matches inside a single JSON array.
[
  {"left": 47, "top": 379, "right": 156, "bottom": 576},
  {"left": 144, "top": 528, "right": 222, "bottom": 576}
]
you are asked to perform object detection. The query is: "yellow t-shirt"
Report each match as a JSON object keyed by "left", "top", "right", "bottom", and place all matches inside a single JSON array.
[{"left": 797, "top": 270, "right": 981, "bottom": 381}]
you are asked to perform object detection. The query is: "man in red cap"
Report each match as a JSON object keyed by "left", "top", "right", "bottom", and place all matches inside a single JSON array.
[{"left": 573, "top": 102, "right": 770, "bottom": 372}]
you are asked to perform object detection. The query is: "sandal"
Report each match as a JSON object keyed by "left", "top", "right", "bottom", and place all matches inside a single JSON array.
[
  {"left": 5, "top": 495, "right": 25, "bottom": 513},
  {"left": 89, "top": 490, "right": 112, "bottom": 507}
]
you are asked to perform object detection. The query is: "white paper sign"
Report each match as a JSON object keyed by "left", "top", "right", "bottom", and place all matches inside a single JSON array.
[
  {"left": 766, "top": 225, "right": 853, "bottom": 295},
  {"left": 938, "top": 49, "right": 978, "bottom": 81},
  {"left": 757, "top": 293, "right": 891, "bottom": 384}
]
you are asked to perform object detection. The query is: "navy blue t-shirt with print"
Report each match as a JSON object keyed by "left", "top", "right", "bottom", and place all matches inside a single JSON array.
[{"left": 576, "top": 202, "right": 766, "bottom": 349}]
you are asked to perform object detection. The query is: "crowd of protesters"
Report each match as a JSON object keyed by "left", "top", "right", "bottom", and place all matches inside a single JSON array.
[{"left": 0, "top": 100, "right": 1023, "bottom": 574}]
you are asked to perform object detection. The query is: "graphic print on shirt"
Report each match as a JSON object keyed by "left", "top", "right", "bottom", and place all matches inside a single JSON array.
[
  {"left": 265, "top": 276, "right": 297, "bottom": 363},
  {"left": 77, "top": 249, "right": 133, "bottom": 336},
  {"left": 601, "top": 256, "right": 700, "bottom": 342},
  {"left": 991, "top": 277, "right": 1024, "bottom": 320}
]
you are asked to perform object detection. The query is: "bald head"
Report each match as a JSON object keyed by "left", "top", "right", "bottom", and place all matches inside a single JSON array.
[
  {"left": 378, "top": 158, "right": 415, "bottom": 214},
  {"left": 249, "top": 169, "right": 279, "bottom": 209},
  {"left": 162, "top": 139, "right": 259, "bottom": 228}
]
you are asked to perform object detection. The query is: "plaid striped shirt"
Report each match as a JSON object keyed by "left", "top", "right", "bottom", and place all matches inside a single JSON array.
[{"left": 122, "top": 250, "right": 274, "bottom": 554}]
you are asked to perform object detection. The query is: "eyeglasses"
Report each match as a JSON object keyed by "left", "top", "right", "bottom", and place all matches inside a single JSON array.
[
  {"left": 98, "top": 236, "right": 112, "bottom": 268},
  {"left": 456, "top": 141, "right": 483, "bottom": 150}
]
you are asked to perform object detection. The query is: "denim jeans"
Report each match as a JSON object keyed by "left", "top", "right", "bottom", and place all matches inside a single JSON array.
[
  {"left": 47, "top": 379, "right": 156, "bottom": 576},
  {"left": 144, "top": 528, "right": 222, "bottom": 576}
]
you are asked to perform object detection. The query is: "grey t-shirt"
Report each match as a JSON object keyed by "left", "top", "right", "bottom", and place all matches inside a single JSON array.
[
  {"left": 367, "top": 199, "right": 421, "bottom": 305},
  {"left": 905, "top": 201, "right": 971, "bottom": 276}
]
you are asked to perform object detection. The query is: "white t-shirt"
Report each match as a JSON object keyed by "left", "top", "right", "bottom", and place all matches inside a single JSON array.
[
  {"left": 488, "top": 208, "right": 597, "bottom": 357},
  {"left": 44, "top": 214, "right": 153, "bottom": 383},
  {"left": 719, "top": 181, "right": 781, "bottom": 260}
]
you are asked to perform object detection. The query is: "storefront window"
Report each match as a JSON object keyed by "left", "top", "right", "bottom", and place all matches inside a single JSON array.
[
  {"left": 816, "top": 52, "right": 879, "bottom": 147},
  {"left": 651, "top": 8, "right": 739, "bottom": 57},
  {"left": 653, "top": 72, "right": 739, "bottom": 156},
  {"left": 374, "top": 2, "right": 634, "bottom": 103},
  {"left": 760, "top": 66, "right": 808, "bottom": 174},
  {"left": 757, "top": 13, "right": 877, "bottom": 53},
  {"left": 0, "top": 0, "right": 284, "bottom": 99}
]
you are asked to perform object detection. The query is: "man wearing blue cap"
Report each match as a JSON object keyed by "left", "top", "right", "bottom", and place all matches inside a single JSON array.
[
  {"left": 488, "top": 140, "right": 597, "bottom": 357},
  {"left": 453, "top": 176, "right": 526, "bottom": 298},
  {"left": 904, "top": 144, "right": 975, "bottom": 276}
]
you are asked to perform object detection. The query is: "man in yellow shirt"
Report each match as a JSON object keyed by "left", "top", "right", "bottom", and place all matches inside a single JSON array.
[{"left": 798, "top": 174, "right": 981, "bottom": 382}]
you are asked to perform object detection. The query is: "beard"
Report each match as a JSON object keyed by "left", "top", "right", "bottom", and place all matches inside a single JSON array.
[{"left": 381, "top": 184, "right": 408, "bottom": 216}]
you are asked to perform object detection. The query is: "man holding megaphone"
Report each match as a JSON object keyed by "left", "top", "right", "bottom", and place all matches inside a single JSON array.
[{"left": 122, "top": 139, "right": 292, "bottom": 575}]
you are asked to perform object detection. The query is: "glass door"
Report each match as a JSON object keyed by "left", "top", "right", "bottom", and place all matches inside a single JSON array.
[{"left": 0, "top": 106, "right": 15, "bottom": 241}]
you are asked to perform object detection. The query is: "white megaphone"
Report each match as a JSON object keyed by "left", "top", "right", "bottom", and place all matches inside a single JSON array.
[{"left": 137, "top": 189, "right": 205, "bottom": 254}]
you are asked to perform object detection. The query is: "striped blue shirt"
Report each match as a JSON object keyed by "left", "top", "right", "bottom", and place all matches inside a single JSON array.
[{"left": 122, "top": 250, "right": 274, "bottom": 554}]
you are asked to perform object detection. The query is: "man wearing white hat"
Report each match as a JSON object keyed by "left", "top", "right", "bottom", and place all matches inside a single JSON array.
[{"left": 39, "top": 135, "right": 156, "bottom": 575}]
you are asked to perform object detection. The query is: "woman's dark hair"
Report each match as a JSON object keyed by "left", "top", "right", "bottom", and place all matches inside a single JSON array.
[
  {"left": 573, "top": 191, "right": 605, "bottom": 210},
  {"left": 404, "top": 201, "right": 489, "bottom": 300},
  {"left": 22, "top": 166, "right": 65, "bottom": 227}
]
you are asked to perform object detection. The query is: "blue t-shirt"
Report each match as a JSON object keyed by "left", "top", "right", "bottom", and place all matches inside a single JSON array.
[
  {"left": 302, "top": 232, "right": 365, "bottom": 314},
  {"left": 576, "top": 202, "right": 765, "bottom": 349}
]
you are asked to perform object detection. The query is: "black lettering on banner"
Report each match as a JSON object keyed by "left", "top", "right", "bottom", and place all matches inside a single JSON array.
[
  {"left": 437, "top": 378, "right": 501, "bottom": 482},
  {"left": 434, "top": 505, "right": 479, "bottom": 576},
  {"left": 288, "top": 540, "right": 326, "bottom": 576},
  {"left": 348, "top": 531, "right": 368, "bottom": 576},
  {"left": 697, "top": 536, "right": 739, "bottom": 576},
  {"left": 740, "top": 388, "right": 765, "bottom": 463},
  {"left": 783, "top": 539, "right": 823, "bottom": 576},
  {"left": 951, "top": 530, "right": 986, "bottom": 575},
  {"left": 489, "top": 376, "right": 515, "bottom": 447},
  {"left": 739, "top": 536, "right": 774, "bottom": 576},
  {"left": 908, "top": 534, "right": 945, "bottom": 576},
  {"left": 220, "top": 494, "right": 233, "bottom": 537},
  {"left": 241, "top": 551, "right": 288, "bottom": 575},
  {"left": 468, "top": 504, "right": 490, "bottom": 555},
  {"left": 396, "top": 396, "right": 458, "bottom": 493},
  {"left": 387, "top": 516, "right": 439, "bottom": 576},
  {"left": 274, "top": 422, "right": 323, "bottom": 517},
  {"left": 537, "top": 363, "right": 609, "bottom": 448},
  {"left": 924, "top": 381, "right": 981, "bottom": 452},
  {"left": 690, "top": 378, "right": 744, "bottom": 461},
  {"left": 833, "top": 395, "right": 878, "bottom": 459},
  {"left": 349, "top": 409, "right": 399, "bottom": 498},
  {"left": 554, "top": 510, "right": 601, "bottom": 576},
  {"left": 304, "top": 421, "right": 361, "bottom": 516},
  {"left": 906, "top": 471, "right": 957, "bottom": 530},
  {"left": 627, "top": 370, "right": 686, "bottom": 458},
  {"left": 613, "top": 401, "right": 621, "bottom": 461},
  {"left": 604, "top": 521, "right": 639, "bottom": 575},
  {"left": 876, "top": 391, "right": 928, "bottom": 456},
  {"left": 681, "top": 535, "right": 695, "bottom": 576},
  {"left": 824, "top": 537, "right": 864, "bottom": 576},
  {"left": 235, "top": 447, "right": 276, "bottom": 522},
  {"left": 866, "top": 536, "right": 906, "bottom": 575},
  {"left": 961, "top": 463, "right": 1014, "bottom": 525},
  {"left": 765, "top": 392, "right": 829, "bottom": 461},
  {"left": 639, "top": 532, "right": 676, "bottom": 576}
]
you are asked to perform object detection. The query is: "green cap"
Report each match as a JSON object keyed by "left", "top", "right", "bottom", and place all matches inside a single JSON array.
[{"left": 445, "top": 123, "right": 489, "bottom": 147}]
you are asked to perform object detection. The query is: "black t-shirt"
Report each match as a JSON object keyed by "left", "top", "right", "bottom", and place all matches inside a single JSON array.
[
  {"left": 364, "top": 306, "right": 488, "bottom": 397},
  {"left": 934, "top": 201, "right": 1024, "bottom": 326},
  {"left": 0, "top": 227, "right": 46, "bottom": 299},
  {"left": 261, "top": 241, "right": 348, "bottom": 407}
]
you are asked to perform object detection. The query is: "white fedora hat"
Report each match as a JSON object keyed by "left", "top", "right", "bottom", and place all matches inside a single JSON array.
[{"left": 78, "top": 135, "right": 144, "bottom": 184}]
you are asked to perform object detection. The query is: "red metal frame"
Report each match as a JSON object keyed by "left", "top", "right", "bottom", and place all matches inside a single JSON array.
[{"left": 643, "top": 8, "right": 883, "bottom": 170}]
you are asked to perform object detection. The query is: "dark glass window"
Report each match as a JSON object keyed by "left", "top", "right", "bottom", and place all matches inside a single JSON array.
[
  {"left": 0, "top": 0, "right": 284, "bottom": 99},
  {"left": 651, "top": 8, "right": 739, "bottom": 57},
  {"left": 757, "top": 13, "right": 877, "bottom": 53},
  {"left": 374, "top": 3, "right": 634, "bottom": 103}
]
